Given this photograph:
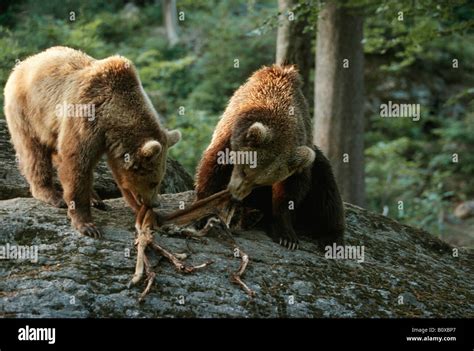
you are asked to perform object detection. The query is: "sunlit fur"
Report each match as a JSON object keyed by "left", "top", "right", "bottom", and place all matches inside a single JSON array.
[
  {"left": 4, "top": 46, "right": 180, "bottom": 237},
  {"left": 195, "top": 65, "right": 345, "bottom": 250}
]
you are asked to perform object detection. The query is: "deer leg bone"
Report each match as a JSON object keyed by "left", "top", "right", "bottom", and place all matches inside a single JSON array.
[
  {"left": 129, "top": 205, "right": 214, "bottom": 300},
  {"left": 138, "top": 251, "right": 156, "bottom": 303},
  {"left": 201, "top": 216, "right": 255, "bottom": 297},
  {"left": 131, "top": 190, "right": 255, "bottom": 298},
  {"left": 230, "top": 246, "right": 255, "bottom": 297},
  {"left": 164, "top": 195, "right": 255, "bottom": 297},
  {"left": 148, "top": 240, "right": 213, "bottom": 273},
  {"left": 158, "top": 189, "right": 233, "bottom": 227},
  {"left": 128, "top": 227, "right": 153, "bottom": 287}
]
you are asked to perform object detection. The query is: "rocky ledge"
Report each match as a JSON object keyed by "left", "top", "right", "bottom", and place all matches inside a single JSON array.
[{"left": 0, "top": 191, "right": 472, "bottom": 318}]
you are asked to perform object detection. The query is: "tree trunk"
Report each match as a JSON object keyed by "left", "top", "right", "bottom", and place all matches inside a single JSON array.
[
  {"left": 314, "top": 1, "right": 365, "bottom": 206},
  {"left": 275, "top": 0, "right": 312, "bottom": 101},
  {"left": 162, "top": 0, "right": 179, "bottom": 46}
]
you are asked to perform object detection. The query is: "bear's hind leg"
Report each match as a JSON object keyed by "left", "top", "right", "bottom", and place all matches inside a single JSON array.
[
  {"left": 15, "top": 134, "right": 65, "bottom": 208},
  {"left": 91, "top": 189, "right": 108, "bottom": 210},
  {"left": 295, "top": 146, "right": 345, "bottom": 250}
]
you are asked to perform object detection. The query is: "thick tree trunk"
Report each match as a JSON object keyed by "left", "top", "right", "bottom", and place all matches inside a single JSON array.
[
  {"left": 162, "top": 0, "right": 179, "bottom": 46},
  {"left": 314, "top": 1, "right": 365, "bottom": 206},
  {"left": 275, "top": 0, "right": 312, "bottom": 100}
]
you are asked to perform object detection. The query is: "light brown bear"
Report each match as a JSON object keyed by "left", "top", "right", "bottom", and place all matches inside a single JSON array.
[
  {"left": 4, "top": 46, "right": 180, "bottom": 238},
  {"left": 195, "top": 65, "right": 345, "bottom": 250}
]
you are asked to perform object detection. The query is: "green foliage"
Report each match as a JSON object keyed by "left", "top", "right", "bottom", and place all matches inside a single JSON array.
[
  {"left": 358, "top": 0, "right": 474, "bottom": 235},
  {"left": 434, "top": 96, "right": 474, "bottom": 195},
  {"left": 166, "top": 111, "right": 217, "bottom": 173},
  {"left": 365, "top": 89, "right": 474, "bottom": 235},
  {"left": 181, "top": 1, "right": 276, "bottom": 114},
  {"left": 344, "top": 0, "right": 472, "bottom": 70},
  {"left": 365, "top": 137, "right": 454, "bottom": 234},
  {"left": 301, "top": 0, "right": 474, "bottom": 72}
]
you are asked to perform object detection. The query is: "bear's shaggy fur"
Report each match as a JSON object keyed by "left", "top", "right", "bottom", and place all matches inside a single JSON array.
[
  {"left": 4, "top": 46, "right": 180, "bottom": 237},
  {"left": 195, "top": 65, "right": 345, "bottom": 249}
]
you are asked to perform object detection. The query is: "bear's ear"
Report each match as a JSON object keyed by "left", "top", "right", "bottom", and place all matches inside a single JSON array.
[
  {"left": 167, "top": 129, "right": 181, "bottom": 148},
  {"left": 139, "top": 140, "right": 162, "bottom": 160},
  {"left": 288, "top": 146, "right": 315, "bottom": 173},
  {"left": 246, "top": 122, "right": 271, "bottom": 145}
]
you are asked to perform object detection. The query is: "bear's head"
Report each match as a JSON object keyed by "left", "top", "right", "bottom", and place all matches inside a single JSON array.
[
  {"left": 227, "top": 121, "right": 314, "bottom": 201},
  {"left": 108, "top": 129, "right": 181, "bottom": 210}
]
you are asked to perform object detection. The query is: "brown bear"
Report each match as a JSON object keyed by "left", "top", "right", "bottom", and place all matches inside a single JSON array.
[
  {"left": 195, "top": 65, "right": 345, "bottom": 250},
  {"left": 4, "top": 46, "right": 180, "bottom": 238}
]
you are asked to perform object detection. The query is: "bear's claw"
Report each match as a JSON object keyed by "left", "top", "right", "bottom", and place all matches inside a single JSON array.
[
  {"left": 278, "top": 237, "right": 299, "bottom": 250},
  {"left": 91, "top": 199, "right": 108, "bottom": 211},
  {"left": 78, "top": 223, "right": 102, "bottom": 239}
]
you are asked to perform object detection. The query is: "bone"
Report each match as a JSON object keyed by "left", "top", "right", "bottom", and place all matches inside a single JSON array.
[
  {"left": 129, "top": 205, "right": 214, "bottom": 301},
  {"left": 130, "top": 189, "right": 255, "bottom": 300}
]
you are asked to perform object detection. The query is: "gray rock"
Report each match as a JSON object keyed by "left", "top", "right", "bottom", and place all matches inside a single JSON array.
[{"left": 0, "top": 192, "right": 472, "bottom": 318}]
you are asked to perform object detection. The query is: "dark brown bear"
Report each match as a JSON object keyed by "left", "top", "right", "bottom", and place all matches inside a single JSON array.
[
  {"left": 4, "top": 47, "right": 180, "bottom": 238},
  {"left": 195, "top": 65, "right": 345, "bottom": 250}
]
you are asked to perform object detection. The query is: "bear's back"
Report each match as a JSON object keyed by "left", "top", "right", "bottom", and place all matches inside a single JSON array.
[
  {"left": 4, "top": 47, "right": 97, "bottom": 147},
  {"left": 216, "top": 65, "right": 312, "bottom": 147},
  {"left": 7, "top": 46, "right": 93, "bottom": 94}
]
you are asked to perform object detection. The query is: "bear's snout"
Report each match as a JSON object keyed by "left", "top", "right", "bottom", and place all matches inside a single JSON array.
[{"left": 228, "top": 177, "right": 252, "bottom": 201}]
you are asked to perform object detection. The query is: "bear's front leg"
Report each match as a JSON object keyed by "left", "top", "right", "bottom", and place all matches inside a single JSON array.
[
  {"left": 271, "top": 182, "right": 300, "bottom": 250},
  {"left": 271, "top": 172, "right": 312, "bottom": 250},
  {"left": 57, "top": 143, "right": 102, "bottom": 238}
]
